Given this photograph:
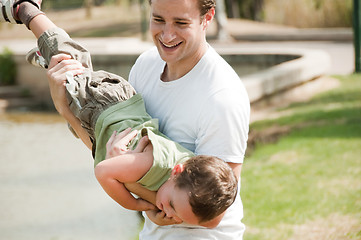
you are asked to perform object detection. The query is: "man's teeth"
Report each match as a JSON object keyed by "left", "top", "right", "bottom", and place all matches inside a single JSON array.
[{"left": 163, "top": 42, "right": 181, "bottom": 48}]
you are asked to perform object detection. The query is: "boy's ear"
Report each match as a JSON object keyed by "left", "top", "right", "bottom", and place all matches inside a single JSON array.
[{"left": 171, "top": 164, "right": 185, "bottom": 176}]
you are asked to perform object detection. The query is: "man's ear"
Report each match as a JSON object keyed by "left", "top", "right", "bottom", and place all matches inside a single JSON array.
[
  {"left": 202, "top": 7, "right": 215, "bottom": 30},
  {"left": 171, "top": 164, "right": 185, "bottom": 176}
]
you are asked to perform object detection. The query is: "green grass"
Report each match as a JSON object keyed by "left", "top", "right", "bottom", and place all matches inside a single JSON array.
[{"left": 242, "top": 74, "right": 361, "bottom": 240}]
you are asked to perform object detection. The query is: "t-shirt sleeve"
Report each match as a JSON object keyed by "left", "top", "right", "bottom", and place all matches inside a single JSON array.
[
  {"left": 195, "top": 88, "right": 250, "bottom": 163},
  {"left": 129, "top": 47, "right": 159, "bottom": 90},
  {"left": 129, "top": 54, "right": 142, "bottom": 87}
]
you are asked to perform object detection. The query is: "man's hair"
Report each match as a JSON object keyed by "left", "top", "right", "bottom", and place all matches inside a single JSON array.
[
  {"left": 198, "top": 0, "right": 216, "bottom": 17},
  {"left": 148, "top": 0, "right": 216, "bottom": 17},
  {"left": 174, "top": 155, "right": 238, "bottom": 223}
]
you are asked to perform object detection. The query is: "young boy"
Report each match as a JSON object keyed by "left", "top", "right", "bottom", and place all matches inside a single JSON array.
[{"left": 1, "top": 0, "right": 238, "bottom": 227}]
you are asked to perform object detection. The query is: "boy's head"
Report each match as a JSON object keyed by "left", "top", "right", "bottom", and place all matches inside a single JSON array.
[{"left": 156, "top": 155, "right": 238, "bottom": 226}]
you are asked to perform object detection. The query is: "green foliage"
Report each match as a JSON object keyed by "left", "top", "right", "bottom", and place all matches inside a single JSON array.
[
  {"left": 312, "top": 0, "right": 323, "bottom": 9},
  {"left": 0, "top": 48, "right": 16, "bottom": 86},
  {"left": 42, "top": 0, "right": 84, "bottom": 10},
  {"left": 42, "top": 0, "right": 121, "bottom": 10},
  {"left": 243, "top": 74, "right": 361, "bottom": 239},
  {"left": 262, "top": 0, "right": 352, "bottom": 27},
  {"left": 232, "top": 0, "right": 264, "bottom": 21}
]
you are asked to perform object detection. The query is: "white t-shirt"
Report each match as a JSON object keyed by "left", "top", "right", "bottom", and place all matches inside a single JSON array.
[{"left": 129, "top": 46, "right": 250, "bottom": 240}]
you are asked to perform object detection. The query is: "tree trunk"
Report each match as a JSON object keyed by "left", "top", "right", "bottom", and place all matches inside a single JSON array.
[
  {"left": 85, "top": 0, "right": 93, "bottom": 19},
  {"left": 215, "top": 0, "right": 232, "bottom": 41}
]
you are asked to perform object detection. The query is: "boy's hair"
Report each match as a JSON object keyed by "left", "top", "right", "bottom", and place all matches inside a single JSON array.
[{"left": 174, "top": 155, "right": 238, "bottom": 223}]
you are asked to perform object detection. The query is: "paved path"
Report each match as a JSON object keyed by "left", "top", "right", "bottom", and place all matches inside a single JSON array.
[{"left": 0, "top": 115, "right": 141, "bottom": 240}]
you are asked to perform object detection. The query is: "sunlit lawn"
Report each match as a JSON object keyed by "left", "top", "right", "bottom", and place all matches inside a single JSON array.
[{"left": 242, "top": 74, "right": 361, "bottom": 240}]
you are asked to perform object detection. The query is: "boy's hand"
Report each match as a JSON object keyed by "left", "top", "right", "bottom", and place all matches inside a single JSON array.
[{"left": 146, "top": 209, "right": 183, "bottom": 226}]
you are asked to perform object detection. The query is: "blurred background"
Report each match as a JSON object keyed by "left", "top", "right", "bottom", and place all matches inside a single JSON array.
[
  {"left": 40, "top": 0, "right": 353, "bottom": 28},
  {"left": 0, "top": 1, "right": 360, "bottom": 240},
  {"left": 0, "top": 0, "right": 354, "bottom": 40}
]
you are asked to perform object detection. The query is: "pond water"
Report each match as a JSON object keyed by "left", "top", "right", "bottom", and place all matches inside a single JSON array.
[
  {"left": 0, "top": 112, "right": 142, "bottom": 240},
  {"left": 224, "top": 53, "right": 300, "bottom": 77}
]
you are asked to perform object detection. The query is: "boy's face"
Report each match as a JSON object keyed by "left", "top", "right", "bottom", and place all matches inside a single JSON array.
[
  {"left": 156, "top": 177, "right": 199, "bottom": 225},
  {"left": 149, "top": 0, "right": 211, "bottom": 68}
]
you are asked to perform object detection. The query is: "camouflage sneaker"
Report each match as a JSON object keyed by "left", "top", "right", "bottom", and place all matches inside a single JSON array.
[
  {"left": 0, "top": 0, "right": 42, "bottom": 24},
  {"left": 26, "top": 47, "right": 47, "bottom": 69}
]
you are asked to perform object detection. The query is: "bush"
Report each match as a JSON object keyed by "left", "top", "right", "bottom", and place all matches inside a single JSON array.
[
  {"left": 0, "top": 48, "right": 16, "bottom": 86},
  {"left": 42, "top": 0, "right": 120, "bottom": 10},
  {"left": 42, "top": 0, "right": 84, "bottom": 10}
]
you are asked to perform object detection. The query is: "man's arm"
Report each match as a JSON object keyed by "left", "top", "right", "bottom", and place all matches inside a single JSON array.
[
  {"left": 46, "top": 54, "right": 92, "bottom": 149},
  {"left": 228, "top": 162, "right": 242, "bottom": 180},
  {"left": 124, "top": 182, "right": 157, "bottom": 205}
]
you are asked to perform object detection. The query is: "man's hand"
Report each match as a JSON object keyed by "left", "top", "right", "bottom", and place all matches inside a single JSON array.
[
  {"left": 46, "top": 53, "right": 84, "bottom": 115},
  {"left": 146, "top": 209, "right": 183, "bottom": 226},
  {"left": 134, "top": 198, "right": 157, "bottom": 212},
  {"left": 46, "top": 54, "right": 93, "bottom": 148},
  {"left": 106, "top": 128, "right": 150, "bottom": 159}
]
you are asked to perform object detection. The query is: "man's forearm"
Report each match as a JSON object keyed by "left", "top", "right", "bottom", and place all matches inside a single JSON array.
[
  {"left": 125, "top": 182, "right": 157, "bottom": 205},
  {"left": 62, "top": 107, "right": 92, "bottom": 149},
  {"left": 228, "top": 162, "right": 242, "bottom": 180}
]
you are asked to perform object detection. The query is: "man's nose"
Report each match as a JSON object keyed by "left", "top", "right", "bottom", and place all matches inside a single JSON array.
[{"left": 162, "top": 24, "right": 176, "bottom": 43}]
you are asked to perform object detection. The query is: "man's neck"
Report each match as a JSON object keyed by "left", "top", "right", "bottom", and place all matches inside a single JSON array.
[{"left": 161, "top": 43, "right": 208, "bottom": 82}]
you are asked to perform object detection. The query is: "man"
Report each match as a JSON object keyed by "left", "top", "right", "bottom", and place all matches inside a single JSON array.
[
  {"left": 124, "top": 0, "right": 250, "bottom": 238},
  {"left": 47, "top": 0, "right": 250, "bottom": 238}
]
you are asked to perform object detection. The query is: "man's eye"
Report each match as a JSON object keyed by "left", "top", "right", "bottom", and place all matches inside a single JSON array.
[
  {"left": 154, "top": 18, "right": 164, "bottom": 23},
  {"left": 176, "top": 22, "right": 188, "bottom": 25}
]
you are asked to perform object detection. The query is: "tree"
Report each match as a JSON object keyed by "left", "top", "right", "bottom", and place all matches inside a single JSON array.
[
  {"left": 84, "top": 0, "right": 94, "bottom": 18},
  {"left": 215, "top": 0, "right": 232, "bottom": 41},
  {"left": 238, "top": 0, "right": 264, "bottom": 21}
]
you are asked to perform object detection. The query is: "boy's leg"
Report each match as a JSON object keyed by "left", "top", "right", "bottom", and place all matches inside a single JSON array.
[
  {"left": 13, "top": 3, "right": 92, "bottom": 68},
  {"left": 0, "top": 0, "right": 42, "bottom": 27},
  {"left": 1, "top": 1, "right": 91, "bottom": 69},
  {"left": 14, "top": 1, "right": 137, "bottom": 147},
  {"left": 34, "top": 27, "right": 136, "bottom": 138}
]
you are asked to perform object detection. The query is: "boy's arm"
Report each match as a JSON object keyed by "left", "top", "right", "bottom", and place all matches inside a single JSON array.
[{"left": 94, "top": 149, "right": 155, "bottom": 211}]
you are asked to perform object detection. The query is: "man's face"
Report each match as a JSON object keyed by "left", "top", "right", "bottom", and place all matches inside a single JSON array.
[
  {"left": 156, "top": 177, "right": 200, "bottom": 225},
  {"left": 149, "top": 0, "right": 208, "bottom": 67}
]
